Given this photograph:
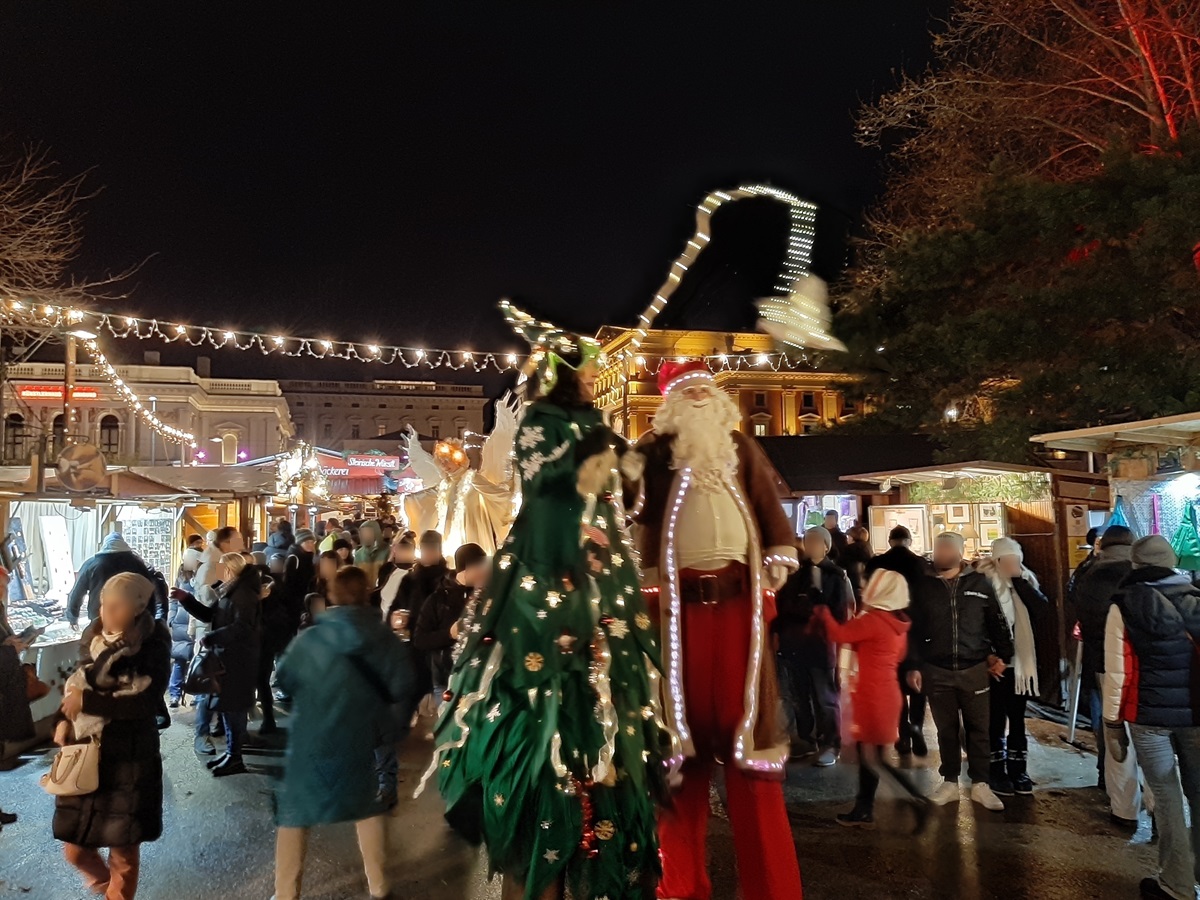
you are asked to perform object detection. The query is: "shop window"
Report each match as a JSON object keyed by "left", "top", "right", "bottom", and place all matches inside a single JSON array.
[
  {"left": 99, "top": 415, "right": 120, "bottom": 456},
  {"left": 4, "top": 413, "right": 25, "bottom": 460}
]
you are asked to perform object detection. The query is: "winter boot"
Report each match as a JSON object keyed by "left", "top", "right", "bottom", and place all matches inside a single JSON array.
[
  {"left": 836, "top": 805, "right": 875, "bottom": 829},
  {"left": 989, "top": 749, "right": 1014, "bottom": 796},
  {"left": 1008, "top": 750, "right": 1033, "bottom": 795}
]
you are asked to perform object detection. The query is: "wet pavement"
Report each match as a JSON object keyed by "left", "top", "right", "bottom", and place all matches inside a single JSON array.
[{"left": 0, "top": 710, "right": 1159, "bottom": 899}]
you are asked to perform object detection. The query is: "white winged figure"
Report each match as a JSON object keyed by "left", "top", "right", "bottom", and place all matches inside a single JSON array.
[
  {"left": 400, "top": 393, "right": 523, "bottom": 558},
  {"left": 756, "top": 273, "right": 847, "bottom": 354}
]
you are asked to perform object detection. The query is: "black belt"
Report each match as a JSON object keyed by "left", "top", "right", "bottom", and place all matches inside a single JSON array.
[{"left": 678, "top": 562, "right": 750, "bottom": 605}]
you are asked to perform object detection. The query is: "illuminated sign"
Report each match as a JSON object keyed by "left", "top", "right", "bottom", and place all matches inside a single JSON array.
[
  {"left": 15, "top": 385, "right": 100, "bottom": 401},
  {"left": 347, "top": 455, "right": 401, "bottom": 470}
]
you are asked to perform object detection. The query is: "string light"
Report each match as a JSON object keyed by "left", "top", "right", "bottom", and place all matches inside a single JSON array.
[
  {"left": 77, "top": 337, "right": 198, "bottom": 448},
  {"left": 0, "top": 302, "right": 527, "bottom": 373}
]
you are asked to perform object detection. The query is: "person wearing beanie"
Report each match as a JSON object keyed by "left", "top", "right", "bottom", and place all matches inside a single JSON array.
[
  {"left": 813, "top": 569, "right": 928, "bottom": 830},
  {"left": 1103, "top": 535, "right": 1200, "bottom": 900},
  {"left": 66, "top": 532, "right": 160, "bottom": 628},
  {"left": 54, "top": 570, "right": 170, "bottom": 900},
  {"left": 773, "top": 525, "right": 854, "bottom": 766},
  {"left": 908, "top": 531, "right": 1014, "bottom": 812},
  {"left": 1076, "top": 523, "right": 1140, "bottom": 809},
  {"left": 976, "top": 538, "right": 1050, "bottom": 797}
]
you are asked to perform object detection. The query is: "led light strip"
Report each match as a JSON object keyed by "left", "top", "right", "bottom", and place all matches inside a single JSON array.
[
  {"left": 627, "top": 184, "right": 817, "bottom": 356},
  {"left": 79, "top": 337, "right": 198, "bottom": 447}
]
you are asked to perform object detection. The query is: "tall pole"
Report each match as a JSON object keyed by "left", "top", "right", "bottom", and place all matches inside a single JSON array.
[
  {"left": 63, "top": 334, "right": 77, "bottom": 454},
  {"left": 149, "top": 396, "right": 157, "bottom": 466}
]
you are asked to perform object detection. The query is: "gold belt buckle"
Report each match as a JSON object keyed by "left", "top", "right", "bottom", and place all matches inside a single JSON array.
[{"left": 698, "top": 573, "right": 721, "bottom": 605}]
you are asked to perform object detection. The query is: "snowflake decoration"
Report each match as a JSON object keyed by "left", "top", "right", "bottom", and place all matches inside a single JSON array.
[
  {"left": 543, "top": 849, "right": 560, "bottom": 863},
  {"left": 518, "top": 425, "right": 545, "bottom": 450},
  {"left": 607, "top": 618, "right": 630, "bottom": 639},
  {"left": 524, "top": 652, "right": 545, "bottom": 672},
  {"left": 486, "top": 703, "right": 502, "bottom": 722},
  {"left": 635, "top": 612, "right": 651, "bottom": 631},
  {"left": 494, "top": 793, "right": 506, "bottom": 807}
]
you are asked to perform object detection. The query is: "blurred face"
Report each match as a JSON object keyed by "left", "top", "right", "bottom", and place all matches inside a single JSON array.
[
  {"left": 933, "top": 540, "right": 964, "bottom": 573},
  {"left": 300, "top": 538, "right": 316, "bottom": 554},
  {"left": 392, "top": 542, "right": 414, "bottom": 564},
  {"left": 269, "top": 558, "right": 286, "bottom": 575},
  {"left": 463, "top": 560, "right": 491, "bottom": 590},
  {"left": 997, "top": 554, "right": 1023, "bottom": 578},
  {"left": 99, "top": 590, "right": 137, "bottom": 634},
  {"left": 309, "top": 596, "right": 326, "bottom": 618},
  {"left": 577, "top": 362, "right": 598, "bottom": 402},
  {"left": 803, "top": 532, "right": 828, "bottom": 563},
  {"left": 318, "top": 556, "right": 339, "bottom": 582},
  {"left": 219, "top": 532, "right": 245, "bottom": 554},
  {"left": 420, "top": 543, "right": 442, "bottom": 566},
  {"left": 824, "top": 513, "right": 839, "bottom": 530}
]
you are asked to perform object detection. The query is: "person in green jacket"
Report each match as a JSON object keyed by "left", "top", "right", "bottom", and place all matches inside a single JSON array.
[
  {"left": 354, "top": 520, "right": 390, "bottom": 587},
  {"left": 272, "top": 565, "right": 416, "bottom": 900}
]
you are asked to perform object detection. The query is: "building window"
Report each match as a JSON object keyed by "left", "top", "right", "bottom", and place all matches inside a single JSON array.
[
  {"left": 841, "top": 395, "right": 857, "bottom": 416},
  {"left": 351, "top": 403, "right": 360, "bottom": 408},
  {"left": 753, "top": 422, "right": 768, "bottom": 437},
  {"left": 323, "top": 423, "right": 332, "bottom": 440},
  {"left": 458, "top": 405, "right": 465, "bottom": 410},
  {"left": 802, "top": 423, "right": 815, "bottom": 434},
  {"left": 295, "top": 401, "right": 305, "bottom": 407},
  {"left": 323, "top": 402, "right": 332, "bottom": 407},
  {"left": 378, "top": 404, "right": 387, "bottom": 409},
  {"left": 350, "top": 424, "right": 360, "bottom": 440},
  {"left": 430, "top": 424, "right": 440, "bottom": 439},
  {"left": 432, "top": 405, "right": 440, "bottom": 410},
  {"left": 800, "top": 392, "right": 817, "bottom": 411},
  {"left": 754, "top": 392, "right": 766, "bottom": 407},
  {"left": 99, "top": 415, "right": 120, "bottom": 456},
  {"left": 377, "top": 423, "right": 387, "bottom": 436},
  {"left": 405, "top": 404, "right": 413, "bottom": 410},
  {"left": 4, "top": 414, "right": 25, "bottom": 460},
  {"left": 221, "top": 434, "right": 238, "bottom": 465}
]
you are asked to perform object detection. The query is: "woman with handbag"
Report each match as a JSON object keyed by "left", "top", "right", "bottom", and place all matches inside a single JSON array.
[
  {"left": 171, "top": 551, "right": 263, "bottom": 777},
  {"left": 52, "top": 572, "right": 170, "bottom": 900},
  {"left": 0, "top": 565, "right": 34, "bottom": 830}
]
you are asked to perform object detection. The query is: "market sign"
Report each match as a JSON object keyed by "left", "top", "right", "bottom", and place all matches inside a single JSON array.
[
  {"left": 15, "top": 385, "right": 99, "bottom": 401},
  {"left": 346, "top": 454, "right": 401, "bottom": 473}
]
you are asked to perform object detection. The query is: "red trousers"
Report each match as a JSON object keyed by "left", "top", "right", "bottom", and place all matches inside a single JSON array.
[{"left": 657, "top": 591, "right": 803, "bottom": 900}]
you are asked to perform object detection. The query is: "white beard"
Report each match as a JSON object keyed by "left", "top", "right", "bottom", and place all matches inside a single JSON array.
[{"left": 653, "top": 389, "right": 741, "bottom": 491}]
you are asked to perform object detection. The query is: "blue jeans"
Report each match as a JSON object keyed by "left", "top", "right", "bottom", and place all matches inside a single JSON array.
[
  {"left": 222, "top": 710, "right": 248, "bottom": 763},
  {"left": 194, "top": 694, "right": 212, "bottom": 738},
  {"left": 374, "top": 744, "right": 398, "bottom": 808},
  {"left": 169, "top": 660, "right": 187, "bottom": 702},
  {"left": 1130, "top": 724, "right": 1200, "bottom": 900}
]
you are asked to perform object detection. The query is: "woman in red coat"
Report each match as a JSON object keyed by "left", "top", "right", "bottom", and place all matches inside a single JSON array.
[{"left": 815, "top": 568, "right": 929, "bottom": 830}]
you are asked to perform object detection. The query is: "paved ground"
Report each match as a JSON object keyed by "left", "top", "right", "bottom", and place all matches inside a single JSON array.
[{"left": 0, "top": 707, "right": 1160, "bottom": 900}]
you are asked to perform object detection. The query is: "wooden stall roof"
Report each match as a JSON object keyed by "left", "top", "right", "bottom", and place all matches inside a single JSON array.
[
  {"left": 128, "top": 464, "right": 277, "bottom": 499},
  {"left": 1032, "top": 412, "right": 1200, "bottom": 453},
  {"left": 841, "top": 460, "right": 1058, "bottom": 486}
]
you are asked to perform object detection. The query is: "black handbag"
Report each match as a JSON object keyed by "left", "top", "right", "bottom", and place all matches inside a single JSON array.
[{"left": 183, "top": 645, "right": 225, "bottom": 695}]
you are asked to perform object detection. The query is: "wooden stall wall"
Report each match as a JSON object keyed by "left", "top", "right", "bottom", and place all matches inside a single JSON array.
[{"left": 1004, "top": 501, "right": 1064, "bottom": 704}]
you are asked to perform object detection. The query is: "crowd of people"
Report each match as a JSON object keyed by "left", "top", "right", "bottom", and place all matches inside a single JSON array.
[{"left": 4, "top": 359, "right": 1200, "bottom": 899}]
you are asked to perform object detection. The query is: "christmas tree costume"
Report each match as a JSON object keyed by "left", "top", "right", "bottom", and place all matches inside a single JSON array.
[{"left": 419, "top": 312, "right": 671, "bottom": 900}]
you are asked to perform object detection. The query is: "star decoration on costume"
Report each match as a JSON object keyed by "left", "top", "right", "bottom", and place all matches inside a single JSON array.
[
  {"left": 546, "top": 591, "right": 562, "bottom": 608},
  {"left": 557, "top": 633, "right": 577, "bottom": 653},
  {"left": 626, "top": 725, "right": 636, "bottom": 736},
  {"left": 470, "top": 623, "right": 482, "bottom": 633},
  {"left": 524, "top": 652, "right": 545, "bottom": 672},
  {"left": 624, "top": 584, "right": 635, "bottom": 595},
  {"left": 536, "top": 610, "right": 548, "bottom": 620},
  {"left": 498, "top": 555, "right": 512, "bottom": 570},
  {"left": 606, "top": 618, "right": 630, "bottom": 639},
  {"left": 541, "top": 820, "right": 553, "bottom": 829},
  {"left": 627, "top": 870, "right": 641, "bottom": 885},
  {"left": 635, "top": 612, "right": 651, "bottom": 630},
  {"left": 469, "top": 657, "right": 482, "bottom": 668},
  {"left": 494, "top": 793, "right": 505, "bottom": 807},
  {"left": 612, "top": 552, "right": 623, "bottom": 567},
  {"left": 486, "top": 703, "right": 502, "bottom": 722},
  {"left": 595, "top": 516, "right": 607, "bottom": 529},
  {"left": 520, "top": 575, "right": 536, "bottom": 591},
  {"left": 641, "top": 705, "right": 654, "bottom": 719},
  {"left": 543, "top": 849, "right": 560, "bottom": 863},
  {"left": 442, "top": 758, "right": 452, "bottom": 768}
]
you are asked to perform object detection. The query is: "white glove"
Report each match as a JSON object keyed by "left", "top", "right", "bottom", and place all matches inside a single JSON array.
[
  {"left": 620, "top": 450, "right": 646, "bottom": 483},
  {"left": 766, "top": 563, "right": 789, "bottom": 592}
]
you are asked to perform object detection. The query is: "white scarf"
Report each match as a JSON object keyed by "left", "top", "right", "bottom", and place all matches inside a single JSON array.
[{"left": 980, "top": 560, "right": 1039, "bottom": 697}]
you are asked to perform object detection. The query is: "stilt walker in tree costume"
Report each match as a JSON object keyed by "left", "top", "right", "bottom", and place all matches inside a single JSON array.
[
  {"left": 623, "top": 360, "right": 804, "bottom": 900},
  {"left": 418, "top": 301, "right": 673, "bottom": 900}
]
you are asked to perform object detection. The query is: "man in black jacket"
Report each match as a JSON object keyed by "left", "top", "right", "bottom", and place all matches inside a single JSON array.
[
  {"left": 389, "top": 530, "right": 450, "bottom": 712},
  {"left": 413, "top": 542, "right": 489, "bottom": 705},
  {"left": 908, "top": 531, "right": 1014, "bottom": 811},
  {"left": 1076, "top": 524, "right": 1138, "bottom": 814},
  {"left": 774, "top": 527, "right": 853, "bottom": 766},
  {"left": 67, "top": 532, "right": 161, "bottom": 627},
  {"left": 866, "top": 525, "right": 933, "bottom": 755}
]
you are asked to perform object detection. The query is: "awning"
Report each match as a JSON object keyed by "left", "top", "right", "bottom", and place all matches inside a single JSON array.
[
  {"left": 842, "top": 460, "right": 1056, "bottom": 487},
  {"left": 1032, "top": 412, "right": 1200, "bottom": 453}
]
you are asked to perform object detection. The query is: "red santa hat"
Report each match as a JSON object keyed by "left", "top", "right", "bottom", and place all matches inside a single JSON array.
[{"left": 657, "top": 360, "right": 715, "bottom": 397}]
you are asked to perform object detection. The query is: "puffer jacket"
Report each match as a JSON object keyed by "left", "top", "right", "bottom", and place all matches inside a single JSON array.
[
  {"left": 1104, "top": 567, "right": 1200, "bottom": 728},
  {"left": 53, "top": 615, "right": 170, "bottom": 848},
  {"left": 167, "top": 598, "right": 194, "bottom": 664},
  {"left": 1077, "top": 545, "right": 1134, "bottom": 677},
  {"left": 909, "top": 565, "right": 1014, "bottom": 670}
]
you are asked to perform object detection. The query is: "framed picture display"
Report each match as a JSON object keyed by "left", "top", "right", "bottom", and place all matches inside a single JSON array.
[
  {"left": 947, "top": 504, "right": 971, "bottom": 524},
  {"left": 868, "top": 505, "right": 930, "bottom": 556},
  {"left": 978, "top": 503, "right": 1002, "bottom": 523},
  {"left": 981, "top": 523, "right": 1004, "bottom": 545}
]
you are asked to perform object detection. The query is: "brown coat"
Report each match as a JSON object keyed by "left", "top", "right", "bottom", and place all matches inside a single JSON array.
[{"left": 627, "top": 429, "right": 797, "bottom": 772}]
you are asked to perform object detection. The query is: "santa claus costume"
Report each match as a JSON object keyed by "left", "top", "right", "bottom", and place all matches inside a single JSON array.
[{"left": 625, "top": 361, "right": 804, "bottom": 900}]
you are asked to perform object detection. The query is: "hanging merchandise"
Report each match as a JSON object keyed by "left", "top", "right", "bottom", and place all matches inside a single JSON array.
[{"left": 1171, "top": 503, "right": 1200, "bottom": 572}]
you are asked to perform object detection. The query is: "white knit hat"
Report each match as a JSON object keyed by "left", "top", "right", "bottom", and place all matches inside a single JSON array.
[
  {"left": 862, "top": 568, "right": 910, "bottom": 611},
  {"left": 991, "top": 537, "right": 1023, "bottom": 561}
]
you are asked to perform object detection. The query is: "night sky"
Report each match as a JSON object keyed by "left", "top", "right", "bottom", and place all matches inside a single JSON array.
[{"left": 0, "top": 2, "right": 946, "bottom": 380}]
